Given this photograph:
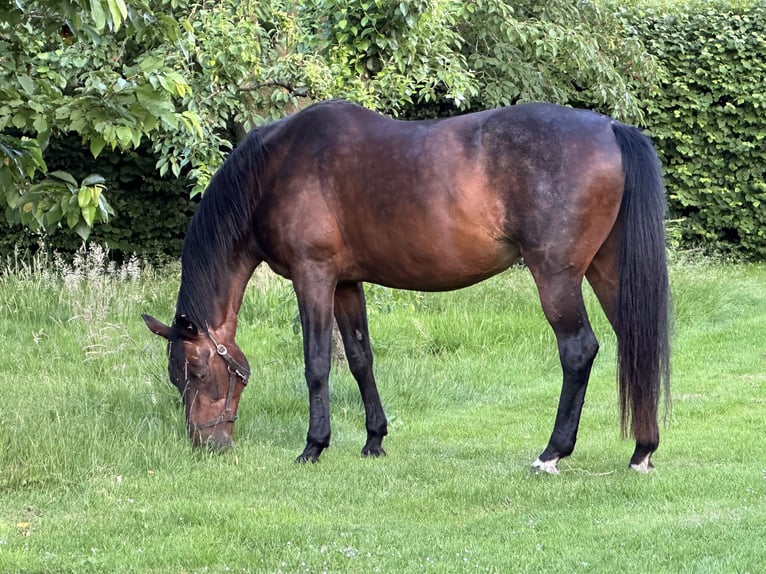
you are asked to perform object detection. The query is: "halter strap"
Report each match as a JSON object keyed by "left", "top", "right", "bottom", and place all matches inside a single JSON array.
[{"left": 190, "top": 331, "right": 251, "bottom": 432}]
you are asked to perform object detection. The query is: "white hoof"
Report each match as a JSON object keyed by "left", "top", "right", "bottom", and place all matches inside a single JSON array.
[
  {"left": 531, "top": 457, "right": 560, "bottom": 475},
  {"left": 629, "top": 456, "right": 654, "bottom": 473}
]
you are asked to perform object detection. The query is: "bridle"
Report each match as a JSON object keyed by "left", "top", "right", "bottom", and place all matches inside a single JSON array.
[{"left": 189, "top": 331, "right": 251, "bottom": 432}]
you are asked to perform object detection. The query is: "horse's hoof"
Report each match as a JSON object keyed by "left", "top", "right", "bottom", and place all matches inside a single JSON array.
[
  {"left": 361, "top": 446, "right": 387, "bottom": 457},
  {"left": 531, "top": 457, "right": 560, "bottom": 475},
  {"left": 295, "top": 450, "right": 321, "bottom": 464},
  {"left": 629, "top": 456, "right": 655, "bottom": 473},
  {"left": 295, "top": 455, "right": 319, "bottom": 464}
]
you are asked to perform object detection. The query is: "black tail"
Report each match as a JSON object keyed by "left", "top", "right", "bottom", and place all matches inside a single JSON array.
[{"left": 611, "top": 122, "right": 671, "bottom": 443}]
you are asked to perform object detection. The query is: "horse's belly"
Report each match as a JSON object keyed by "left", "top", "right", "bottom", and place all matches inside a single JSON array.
[{"left": 350, "top": 230, "right": 520, "bottom": 291}]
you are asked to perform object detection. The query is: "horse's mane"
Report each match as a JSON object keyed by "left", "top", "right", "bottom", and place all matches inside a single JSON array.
[{"left": 175, "top": 126, "right": 270, "bottom": 329}]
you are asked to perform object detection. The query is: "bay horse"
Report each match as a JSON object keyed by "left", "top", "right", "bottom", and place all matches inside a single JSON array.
[{"left": 142, "top": 100, "right": 670, "bottom": 474}]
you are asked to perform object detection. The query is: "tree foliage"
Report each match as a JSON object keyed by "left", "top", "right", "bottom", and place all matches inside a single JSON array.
[{"left": 1, "top": 0, "right": 660, "bottom": 240}]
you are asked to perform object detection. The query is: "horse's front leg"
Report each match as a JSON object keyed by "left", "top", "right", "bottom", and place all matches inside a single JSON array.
[{"left": 292, "top": 269, "right": 337, "bottom": 463}]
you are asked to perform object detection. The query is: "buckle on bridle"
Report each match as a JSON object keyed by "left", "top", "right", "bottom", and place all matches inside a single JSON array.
[{"left": 209, "top": 333, "right": 250, "bottom": 383}]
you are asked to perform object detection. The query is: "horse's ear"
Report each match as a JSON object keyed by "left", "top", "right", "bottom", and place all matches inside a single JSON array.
[{"left": 142, "top": 314, "right": 172, "bottom": 340}]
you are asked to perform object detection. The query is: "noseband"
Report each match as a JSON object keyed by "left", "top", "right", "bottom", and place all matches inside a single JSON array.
[{"left": 190, "top": 332, "right": 251, "bottom": 432}]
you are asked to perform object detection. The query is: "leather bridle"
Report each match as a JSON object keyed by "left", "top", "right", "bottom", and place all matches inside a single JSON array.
[{"left": 189, "top": 331, "right": 251, "bottom": 432}]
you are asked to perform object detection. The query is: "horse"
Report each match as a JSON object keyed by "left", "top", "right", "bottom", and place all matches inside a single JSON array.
[{"left": 142, "top": 99, "right": 670, "bottom": 474}]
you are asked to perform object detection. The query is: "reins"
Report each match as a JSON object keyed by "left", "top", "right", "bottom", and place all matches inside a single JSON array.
[{"left": 190, "top": 331, "right": 251, "bottom": 432}]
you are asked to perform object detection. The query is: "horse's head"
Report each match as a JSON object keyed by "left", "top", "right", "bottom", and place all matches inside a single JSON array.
[{"left": 142, "top": 313, "right": 249, "bottom": 450}]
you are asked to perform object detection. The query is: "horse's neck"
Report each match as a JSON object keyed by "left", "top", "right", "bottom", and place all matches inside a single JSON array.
[
  {"left": 224, "top": 266, "right": 256, "bottom": 330},
  {"left": 178, "top": 255, "right": 258, "bottom": 340}
]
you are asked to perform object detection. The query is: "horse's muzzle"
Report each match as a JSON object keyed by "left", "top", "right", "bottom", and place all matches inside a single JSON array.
[{"left": 192, "top": 426, "right": 234, "bottom": 452}]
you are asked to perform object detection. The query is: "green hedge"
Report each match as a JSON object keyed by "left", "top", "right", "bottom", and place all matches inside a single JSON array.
[
  {"left": 1, "top": 135, "right": 197, "bottom": 262},
  {"left": 624, "top": 1, "right": 766, "bottom": 259}
]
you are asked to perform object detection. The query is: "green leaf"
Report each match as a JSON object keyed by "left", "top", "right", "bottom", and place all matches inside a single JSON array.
[
  {"left": 18, "top": 75, "right": 35, "bottom": 95},
  {"left": 136, "top": 56, "right": 164, "bottom": 73},
  {"left": 12, "top": 114, "right": 28, "bottom": 130},
  {"left": 97, "top": 193, "right": 114, "bottom": 220},
  {"left": 49, "top": 171, "right": 78, "bottom": 188},
  {"left": 158, "top": 74, "right": 174, "bottom": 94},
  {"left": 115, "top": 125, "right": 135, "bottom": 147},
  {"left": 43, "top": 203, "right": 63, "bottom": 230},
  {"left": 5, "top": 181, "right": 20, "bottom": 209},
  {"left": 66, "top": 204, "right": 80, "bottom": 229},
  {"left": 113, "top": 0, "right": 128, "bottom": 20},
  {"left": 74, "top": 219, "right": 91, "bottom": 241},
  {"left": 106, "top": 0, "right": 128, "bottom": 31},
  {"left": 82, "top": 203, "right": 97, "bottom": 227},
  {"left": 78, "top": 187, "right": 91, "bottom": 209},
  {"left": 166, "top": 72, "right": 190, "bottom": 97},
  {"left": 82, "top": 174, "right": 106, "bottom": 187},
  {"left": 31, "top": 115, "right": 48, "bottom": 135},
  {"left": 90, "top": 135, "right": 106, "bottom": 158},
  {"left": 89, "top": 0, "right": 107, "bottom": 30}
]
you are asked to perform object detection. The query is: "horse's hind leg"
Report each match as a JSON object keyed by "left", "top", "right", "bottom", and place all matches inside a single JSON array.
[
  {"left": 585, "top": 227, "right": 619, "bottom": 326},
  {"left": 527, "top": 267, "right": 599, "bottom": 475},
  {"left": 334, "top": 282, "right": 388, "bottom": 456}
]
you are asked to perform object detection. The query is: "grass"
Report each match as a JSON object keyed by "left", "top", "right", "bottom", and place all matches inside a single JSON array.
[{"left": 0, "top": 246, "right": 764, "bottom": 573}]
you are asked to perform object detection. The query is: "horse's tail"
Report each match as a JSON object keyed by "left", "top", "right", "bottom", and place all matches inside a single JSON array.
[{"left": 610, "top": 121, "right": 671, "bottom": 442}]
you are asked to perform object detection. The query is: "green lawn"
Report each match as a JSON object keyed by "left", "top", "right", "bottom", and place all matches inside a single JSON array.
[{"left": 1, "top": 248, "right": 764, "bottom": 573}]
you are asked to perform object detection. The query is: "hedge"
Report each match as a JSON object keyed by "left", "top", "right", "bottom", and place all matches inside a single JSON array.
[{"left": 623, "top": 1, "right": 766, "bottom": 259}]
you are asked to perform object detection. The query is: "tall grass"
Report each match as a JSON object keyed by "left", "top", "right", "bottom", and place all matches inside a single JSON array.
[{"left": 0, "top": 246, "right": 764, "bottom": 573}]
